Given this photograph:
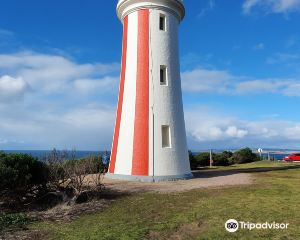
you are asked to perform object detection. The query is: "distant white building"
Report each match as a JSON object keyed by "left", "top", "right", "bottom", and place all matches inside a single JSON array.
[{"left": 107, "top": 0, "right": 192, "bottom": 182}]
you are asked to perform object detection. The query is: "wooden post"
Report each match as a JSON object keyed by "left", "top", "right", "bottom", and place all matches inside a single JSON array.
[{"left": 210, "top": 149, "right": 213, "bottom": 168}]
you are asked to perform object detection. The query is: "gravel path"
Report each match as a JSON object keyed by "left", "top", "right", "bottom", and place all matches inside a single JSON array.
[{"left": 103, "top": 171, "right": 253, "bottom": 193}]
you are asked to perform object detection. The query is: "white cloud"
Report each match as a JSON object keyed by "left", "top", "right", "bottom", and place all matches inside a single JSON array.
[
  {"left": 225, "top": 126, "right": 248, "bottom": 138},
  {"left": 282, "top": 82, "right": 300, "bottom": 96},
  {"left": 0, "top": 51, "right": 119, "bottom": 94},
  {"left": 1, "top": 50, "right": 300, "bottom": 150},
  {"left": 0, "top": 103, "right": 115, "bottom": 150},
  {"left": 198, "top": 0, "right": 215, "bottom": 17},
  {"left": 0, "top": 51, "right": 119, "bottom": 150},
  {"left": 74, "top": 76, "right": 118, "bottom": 94},
  {"left": 181, "top": 68, "right": 233, "bottom": 93},
  {"left": 185, "top": 107, "right": 300, "bottom": 149},
  {"left": 182, "top": 67, "right": 300, "bottom": 96},
  {"left": 185, "top": 108, "right": 249, "bottom": 142},
  {"left": 0, "top": 75, "right": 30, "bottom": 101},
  {"left": 243, "top": 0, "right": 260, "bottom": 14},
  {"left": 243, "top": 0, "right": 300, "bottom": 15},
  {"left": 234, "top": 79, "right": 290, "bottom": 94}
]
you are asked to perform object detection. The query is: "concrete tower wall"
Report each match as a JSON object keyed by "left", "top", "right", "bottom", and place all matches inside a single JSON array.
[
  {"left": 107, "top": 0, "right": 192, "bottom": 182},
  {"left": 149, "top": 10, "right": 190, "bottom": 176},
  {"left": 114, "top": 12, "right": 138, "bottom": 176}
]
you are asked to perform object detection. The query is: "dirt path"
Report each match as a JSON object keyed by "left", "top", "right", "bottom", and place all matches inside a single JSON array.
[{"left": 103, "top": 172, "right": 253, "bottom": 193}]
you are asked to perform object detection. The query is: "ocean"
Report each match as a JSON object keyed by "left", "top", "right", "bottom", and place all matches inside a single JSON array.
[
  {"left": 2, "top": 150, "right": 291, "bottom": 161},
  {"left": 2, "top": 150, "right": 106, "bottom": 160},
  {"left": 261, "top": 153, "right": 287, "bottom": 160}
]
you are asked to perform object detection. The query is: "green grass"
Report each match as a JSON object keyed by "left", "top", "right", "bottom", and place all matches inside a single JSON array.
[
  {"left": 0, "top": 213, "right": 31, "bottom": 233},
  {"left": 204, "top": 160, "right": 297, "bottom": 170},
  {"left": 33, "top": 161, "right": 300, "bottom": 240}
]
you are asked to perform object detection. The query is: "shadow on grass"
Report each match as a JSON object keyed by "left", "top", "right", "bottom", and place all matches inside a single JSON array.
[
  {"left": 98, "top": 188, "right": 131, "bottom": 200},
  {"left": 192, "top": 165, "right": 300, "bottom": 179},
  {"left": 0, "top": 188, "right": 130, "bottom": 215}
]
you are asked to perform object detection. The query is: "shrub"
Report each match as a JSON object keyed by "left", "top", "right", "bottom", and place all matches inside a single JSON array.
[
  {"left": 45, "top": 149, "right": 105, "bottom": 192},
  {"left": 189, "top": 151, "right": 198, "bottom": 170},
  {"left": 195, "top": 152, "right": 212, "bottom": 167},
  {"left": 221, "top": 151, "right": 233, "bottom": 159},
  {"left": 44, "top": 149, "right": 69, "bottom": 190},
  {"left": 64, "top": 155, "right": 104, "bottom": 196},
  {"left": 0, "top": 213, "right": 30, "bottom": 232},
  {"left": 0, "top": 151, "right": 48, "bottom": 200},
  {"left": 44, "top": 150, "right": 105, "bottom": 204},
  {"left": 213, "top": 153, "right": 229, "bottom": 166},
  {"left": 188, "top": 149, "right": 259, "bottom": 168},
  {"left": 232, "top": 148, "right": 260, "bottom": 164},
  {"left": 70, "top": 155, "right": 104, "bottom": 174},
  {"left": 0, "top": 150, "right": 106, "bottom": 207},
  {"left": 213, "top": 151, "right": 234, "bottom": 166}
]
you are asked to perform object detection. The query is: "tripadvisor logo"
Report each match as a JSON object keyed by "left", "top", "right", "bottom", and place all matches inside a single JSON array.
[
  {"left": 225, "top": 219, "right": 289, "bottom": 233},
  {"left": 225, "top": 219, "right": 239, "bottom": 233}
]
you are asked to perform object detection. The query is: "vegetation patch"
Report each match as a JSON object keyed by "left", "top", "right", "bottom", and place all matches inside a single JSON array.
[
  {"left": 190, "top": 148, "right": 264, "bottom": 169},
  {"left": 30, "top": 161, "right": 300, "bottom": 240},
  {"left": 0, "top": 213, "right": 31, "bottom": 233},
  {"left": 0, "top": 150, "right": 106, "bottom": 211}
]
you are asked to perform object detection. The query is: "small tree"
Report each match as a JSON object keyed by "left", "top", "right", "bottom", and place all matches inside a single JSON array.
[
  {"left": 85, "top": 155, "right": 104, "bottom": 190},
  {"left": 195, "top": 152, "right": 212, "bottom": 166},
  {"left": 61, "top": 154, "right": 105, "bottom": 203},
  {"left": 221, "top": 151, "right": 233, "bottom": 159},
  {"left": 232, "top": 148, "right": 260, "bottom": 164},
  {"left": 213, "top": 151, "right": 234, "bottom": 166},
  {"left": 65, "top": 160, "right": 89, "bottom": 198},
  {"left": 44, "top": 149, "right": 69, "bottom": 190}
]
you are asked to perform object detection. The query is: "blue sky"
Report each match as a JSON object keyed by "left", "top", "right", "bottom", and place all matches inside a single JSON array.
[{"left": 0, "top": 0, "right": 300, "bottom": 150}]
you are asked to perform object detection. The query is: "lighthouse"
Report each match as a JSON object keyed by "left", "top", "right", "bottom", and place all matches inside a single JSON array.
[{"left": 107, "top": 0, "right": 192, "bottom": 182}]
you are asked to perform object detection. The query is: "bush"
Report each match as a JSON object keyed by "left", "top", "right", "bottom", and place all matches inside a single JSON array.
[
  {"left": 68, "top": 155, "right": 104, "bottom": 174},
  {"left": 221, "top": 151, "right": 233, "bottom": 159},
  {"left": 45, "top": 150, "right": 105, "bottom": 191},
  {"left": 213, "top": 153, "right": 229, "bottom": 166},
  {"left": 232, "top": 148, "right": 260, "bottom": 164},
  {"left": 0, "top": 150, "right": 106, "bottom": 208},
  {"left": 64, "top": 155, "right": 104, "bottom": 197},
  {"left": 44, "top": 150, "right": 105, "bottom": 204},
  {"left": 195, "top": 152, "right": 213, "bottom": 167},
  {"left": 0, "top": 213, "right": 30, "bottom": 232},
  {"left": 188, "top": 148, "right": 260, "bottom": 169},
  {"left": 213, "top": 151, "right": 233, "bottom": 166},
  {"left": 0, "top": 151, "right": 48, "bottom": 200},
  {"left": 189, "top": 151, "right": 198, "bottom": 170}
]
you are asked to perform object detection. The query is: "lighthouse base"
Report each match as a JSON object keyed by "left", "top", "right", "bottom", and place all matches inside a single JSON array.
[{"left": 105, "top": 173, "right": 193, "bottom": 182}]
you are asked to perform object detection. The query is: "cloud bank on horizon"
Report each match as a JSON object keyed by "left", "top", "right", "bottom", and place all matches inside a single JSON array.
[{"left": 0, "top": 0, "right": 300, "bottom": 150}]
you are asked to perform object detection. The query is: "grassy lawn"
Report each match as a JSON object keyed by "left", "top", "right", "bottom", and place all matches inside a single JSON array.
[
  {"left": 203, "top": 160, "right": 298, "bottom": 170},
  {"left": 32, "top": 161, "right": 300, "bottom": 240}
]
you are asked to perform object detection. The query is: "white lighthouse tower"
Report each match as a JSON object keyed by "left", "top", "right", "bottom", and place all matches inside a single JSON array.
[{"left": 107, "top": 0, "right": 192, "bottom": 182}]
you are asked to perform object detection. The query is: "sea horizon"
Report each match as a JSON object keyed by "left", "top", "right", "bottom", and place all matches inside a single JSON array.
[
  {"left": 1, "top": 149, "right": 107, "bottom": 160},
  {"left": 2, "top": 148, "right": 300, "bottom": 160}
]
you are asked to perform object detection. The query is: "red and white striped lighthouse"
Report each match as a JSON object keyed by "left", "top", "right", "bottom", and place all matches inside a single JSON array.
[{"left": 107, "top": 0, "right": 192, "bottom": 182}]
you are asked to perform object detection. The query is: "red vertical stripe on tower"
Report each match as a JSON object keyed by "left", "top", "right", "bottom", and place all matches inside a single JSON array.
[
  {"left": 109, "top": 16, "right": 128, "bottom": 173},
  {"left": 132, "top": 9, "right": 149, "bottom": 176}
]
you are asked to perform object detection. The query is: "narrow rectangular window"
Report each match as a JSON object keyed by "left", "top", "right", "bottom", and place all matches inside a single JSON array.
[
  {"left": 162, "top": 125, "right": 171, "bottom": 148},
  {"left": 159, "top": 14, "right": 166, "bottom": 31},
  {"left": 160, "top": 65, "right": 167, "bottom": 85}
]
